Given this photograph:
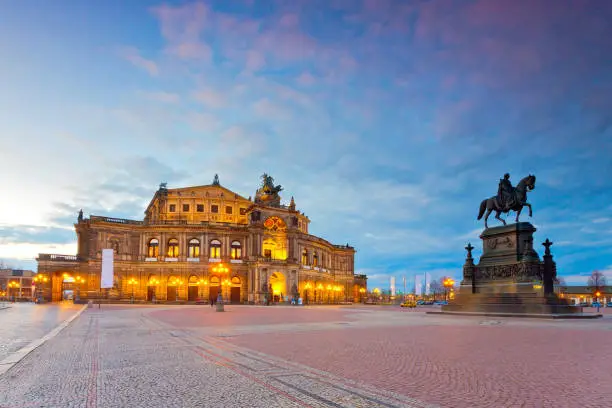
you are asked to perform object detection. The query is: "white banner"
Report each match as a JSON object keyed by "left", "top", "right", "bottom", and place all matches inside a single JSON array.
[{"left": 101, "top": 249, "right": 114, "bottom": 288}]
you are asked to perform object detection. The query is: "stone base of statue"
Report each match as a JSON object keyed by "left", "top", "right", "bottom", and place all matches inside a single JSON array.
[{"left": 437, "top": 222, "right": 601, "bottom": 318}]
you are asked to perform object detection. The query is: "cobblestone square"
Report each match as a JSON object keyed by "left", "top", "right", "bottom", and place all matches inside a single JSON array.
[{"left": 1, "top": 304, "right": 611, "bottom": 407}]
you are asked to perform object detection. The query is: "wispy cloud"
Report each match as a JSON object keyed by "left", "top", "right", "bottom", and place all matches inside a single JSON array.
[{"left": 118, "top": 46, "right": 159, "bottom": 76}]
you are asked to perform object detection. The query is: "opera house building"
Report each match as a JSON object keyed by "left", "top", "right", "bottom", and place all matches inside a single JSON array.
[{"left": 36, "top": 174, "right": 366, "bottom": 304}]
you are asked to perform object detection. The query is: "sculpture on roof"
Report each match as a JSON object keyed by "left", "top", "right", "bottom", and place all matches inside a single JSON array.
[
  {"left": 212, "top": 174, "right": 220, "bottom": 186},
  {"left": 477, "top": 174, "right": 536, "bottom": 228},
  {"left": 254, "top": 173, "right": 283, "bottom": 207}
]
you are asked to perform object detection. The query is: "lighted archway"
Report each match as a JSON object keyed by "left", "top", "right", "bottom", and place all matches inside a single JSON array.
[{"left": 270, "top": 272, "right": 287, "bottom": 300}]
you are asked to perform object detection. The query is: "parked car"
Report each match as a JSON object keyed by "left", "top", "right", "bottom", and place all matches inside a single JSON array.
[
  {"left": 400, "top": 300, "right": 417, "bottom": 308},
  {"left": 591, "top": 302, "right": 602, "bottom": 308}
]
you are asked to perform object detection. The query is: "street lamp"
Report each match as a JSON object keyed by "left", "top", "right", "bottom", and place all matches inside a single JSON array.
[
  {"left": 127, "top": 278, "right": 138, "bottom": 303},
  {"left": 443, "top": 278, "right": 455, "bottom": 302},
  {"left": 74, "top": 275, "right": 85, "bottom": 302},
  {"left": 33, "top": 274, "right": 49, "bottom": 303},
  {"left": 211, "top": 263, "right": 230, "bottom": 312},
  {"left": 8, "top": 281, "right": 20, "bottom": 302}
]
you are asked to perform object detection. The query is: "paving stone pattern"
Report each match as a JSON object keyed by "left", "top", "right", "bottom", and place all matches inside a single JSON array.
[
  {"left": 0, "top": 302, "right": 82, "bottom": 361},
  {"left": 1, "top": 304, "right": 611, "bottom": 407}
]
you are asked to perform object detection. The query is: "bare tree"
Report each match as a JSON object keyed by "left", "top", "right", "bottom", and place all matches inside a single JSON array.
[
  {"left": 429, "top": 279, "right": 444, "bottom": 300},
  {"left": 587, "top": 270, "right": 607, "bottom": 299}
]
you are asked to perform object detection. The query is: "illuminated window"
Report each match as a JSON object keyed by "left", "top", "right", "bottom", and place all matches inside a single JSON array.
[
  {"left": 169, "top": 204, "right": 176, "bottom": 212},
  {"left": 240, "top": 208, "right": 246, "bottom": 215},
  {"left": 167, "top": 238, "right": 179, "bottom": 257},
  {"left": 197, "top": 204, "right": 204, "bottom": 212},
  {"left": 226, "top": 206, "right": 233, "bottom": 214},
  {"left": 182, "top": 204, "right": 189, "bottom": 212},
  {"left": 302, "top": 249, "right": 308, "bottom": 265},
  {"left": 231, "top": 241, "right": 242, "bottom": 259},
  {"left": 148, "top": 239, "right": 159, "bottom": 257},
  {"left": 210, "top": 239, "right": 221, "bottom": 258},
  {"left": 211, "top": 205, "right": 219, "bottom": 213},
  {"left": 188, "top": 239, "right": 200, "bottom": 258},
  {"left": 313, "top": 253, "right": 318, "bottom": 267},
  {"left": 264, "top": 249, "right": 272, "bottom": 258}
]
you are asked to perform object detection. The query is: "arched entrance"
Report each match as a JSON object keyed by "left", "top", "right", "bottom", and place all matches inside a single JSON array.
[
  {"left": 167, "top": 275, "right": 180, "bottom": 302},
  {"left": 209, "top": 276, "right": 219, "bottom": 302},
  {"left": 188, "top": 275, "right": 199, "bottom": 301},
  {"left": 270, "top": 272, "right": 286, "bottom": 303},
  {"left": 61, "top": 273, "right": 75, "bottom": 300},
  {"left": 230, "top": 276, "right": 241, "bottom": 304},
  {"left": 147, "top": 274, "right": 160, "bottom": 302}
]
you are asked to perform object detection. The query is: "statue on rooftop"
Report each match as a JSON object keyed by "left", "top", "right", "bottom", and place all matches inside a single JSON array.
[
  {"left": 212, "top": 174, "right": 220, "bottom": 186},
  {"left": 477, "top": 174, "right": 536, "bottom": 228},
  {"left": 254, "top": 173, "right": 283, "bottom": 207}
]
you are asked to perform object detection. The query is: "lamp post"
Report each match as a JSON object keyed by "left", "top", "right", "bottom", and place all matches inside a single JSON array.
[
  {"left": 212, "top": 263, "right": 230, "bottom": 312},
  {"left": 595, "top": 291, "right": 601, "bottom": 312},
  {"left": 33, "top": 274, "right": 49, "bottom": 303},
  {"left": 8, "top": 281, "right": 20, "bottom": 302},
  {"left": 443, "top": 278, "right": 455, "bottom": 302},
  {"left": 359, "top": 287, "right": 366, "bottom": 303},
  {"left": 127, "top": 278, "right": 138, "bottom": 303},
  {"left": 74, "top": 275, "right": 85, "bottom": 302}
]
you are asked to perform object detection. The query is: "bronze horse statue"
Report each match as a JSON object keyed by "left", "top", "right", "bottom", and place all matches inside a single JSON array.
[{"left": 477, "top": 174, "right": 536, "bottom": 228}]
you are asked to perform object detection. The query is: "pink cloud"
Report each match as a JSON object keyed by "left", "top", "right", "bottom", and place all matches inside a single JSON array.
[
  {"left": 253, "top": 98, "right": 291, "bottom": 119},
  {"left": 118, "top": 46, "right": 158, "bottom": 76},
  {"left": 192, "top": 89, "right": 226, "bottom": 108},
  {"left": 171, "top": 42, "right": 212, "bottom": 60},
  {"left": 245, "top": 50, "right": 266, "bottom": 72},
  {"left": 296, "top": 71, "right": 316, "bottom": 86},
  {"left": 279, "top": 13, "right": 299, "bottom": 28}
]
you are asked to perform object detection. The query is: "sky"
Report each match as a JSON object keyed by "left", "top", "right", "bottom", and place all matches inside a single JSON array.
[{"left": 1, "top": 0, "right": 611, "bottom": 290}]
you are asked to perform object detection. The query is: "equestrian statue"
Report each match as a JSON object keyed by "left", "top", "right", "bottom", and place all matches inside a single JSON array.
[{"left": 477, "top": 173, "right": 536, "bottom": 228}]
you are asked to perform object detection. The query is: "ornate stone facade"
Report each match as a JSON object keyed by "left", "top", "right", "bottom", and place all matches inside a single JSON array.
[{"left": 37, "top": 175, "right": 361, "bottom": 303}]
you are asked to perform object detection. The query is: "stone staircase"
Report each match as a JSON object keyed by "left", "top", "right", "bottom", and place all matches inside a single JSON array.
[{"left": 443, "top": 292, "right": 581, "bottom": 315}]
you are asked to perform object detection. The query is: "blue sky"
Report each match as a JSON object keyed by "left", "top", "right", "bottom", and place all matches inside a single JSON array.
[{"left": 1, "top": 0, "right": 611, "bottom": 289}]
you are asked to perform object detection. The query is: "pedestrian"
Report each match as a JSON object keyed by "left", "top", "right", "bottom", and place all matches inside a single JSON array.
[{"left": 210, "top": 297, "right": 214, "bottom": 307}]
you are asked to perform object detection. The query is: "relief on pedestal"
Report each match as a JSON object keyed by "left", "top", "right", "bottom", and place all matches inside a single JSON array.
[
  {"left": 486, "top": 236, "right": 514, "bottom": 250},
  {"left": 476, "top": 262, "right": 541, "bottom": 282}
]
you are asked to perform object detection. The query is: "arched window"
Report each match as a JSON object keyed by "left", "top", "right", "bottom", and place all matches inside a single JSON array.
[
  {"left": 147, "top": 239, "right": 159, "bottom": 257},
  {"left": 188, "top": 238, "right": 200, "bottom": 258},
  {"left": 313, "top": 252, "right": 318, "bottom": 267},
  {"left": 302, "top": 249, "right": 308, "bottom": 265},
  {"left": 210, "top": 239, "right": 221, "bottom": 258},
  {"left": 231, "top": 241, "right": 242, "bottom": 259},
  {"left": 167, "top": 238, "right": 179, "bottom": 257}
]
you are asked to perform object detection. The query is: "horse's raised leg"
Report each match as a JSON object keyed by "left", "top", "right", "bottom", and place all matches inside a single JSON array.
[
  {"left": 515, "top": 206, "right": 522, "bottom": 223},
  {"left": 495, "top": 211, "right": 506, "bottom": 226},
  {"left": 523, "top": 202, "right": 532, "bottom": 217}
]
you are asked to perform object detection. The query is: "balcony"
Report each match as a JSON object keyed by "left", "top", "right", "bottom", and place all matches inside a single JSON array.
[
  {"left": 37, "top": 254, "right": 81, "bottom": 262},
  {"left": 90, "top": 216, "right": 143, "bottom": 225}
]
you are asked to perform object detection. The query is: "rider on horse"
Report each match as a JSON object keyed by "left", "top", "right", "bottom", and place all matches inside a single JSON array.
[{"left": 497, "top": 173, "right": 516, "bottom": 211}]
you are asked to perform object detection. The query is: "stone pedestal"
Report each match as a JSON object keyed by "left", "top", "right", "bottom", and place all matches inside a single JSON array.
[{"left": 475, "top": 222, "right": 541, "bottom": 294}]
